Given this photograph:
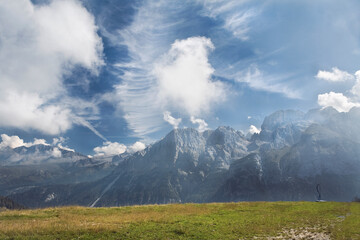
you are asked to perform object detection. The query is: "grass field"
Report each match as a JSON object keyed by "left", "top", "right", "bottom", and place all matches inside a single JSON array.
[{"left": 0, "top": 202, "right": 359, "bottom": 239}]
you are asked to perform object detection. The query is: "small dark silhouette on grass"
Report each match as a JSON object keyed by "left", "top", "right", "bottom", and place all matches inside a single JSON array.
[
  {"left": 316, "top": 184, "right": 326, "bottom": 202},
  {"left": 353, "top": 196, "right": 360, "bottom": 202}
]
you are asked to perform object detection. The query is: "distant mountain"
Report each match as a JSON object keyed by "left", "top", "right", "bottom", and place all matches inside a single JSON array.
[
  {"left": 0, "top": 144, "right": 88, "bottom": 166},
  {"left": 5, "top": 107, "right": 360, "bottom": 208},
  {"left": 0, "top": 145, "right": 115, "bottom": 197},
  {"left": 0, "top": 196, "right": 26, "bottom": 210},
  {"left": 216, "top": 108, "right": 360, "bottom": 202}
]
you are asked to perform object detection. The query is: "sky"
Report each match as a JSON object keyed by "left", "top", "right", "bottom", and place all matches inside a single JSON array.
[{"left": 0, "top": 0, "right": 360, "bottom": 156}]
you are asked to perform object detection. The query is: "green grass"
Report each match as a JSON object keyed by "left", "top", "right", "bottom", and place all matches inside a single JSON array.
[{"left": 0, "top": 202, "right": 359, "bottom": 239}]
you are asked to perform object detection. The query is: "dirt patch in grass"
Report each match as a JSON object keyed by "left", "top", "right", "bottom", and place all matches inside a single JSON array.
[{"left": 267, "top": 227, "right": 331, "bottom": 240}]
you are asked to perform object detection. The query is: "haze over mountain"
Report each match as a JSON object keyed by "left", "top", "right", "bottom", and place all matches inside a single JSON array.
[{"left": 1, "top": 107, "right": 359, "bottom": 208}]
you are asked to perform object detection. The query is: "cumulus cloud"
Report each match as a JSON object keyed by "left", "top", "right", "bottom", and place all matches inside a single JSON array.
[
  {"left": 0, "top": 133, "right": 77, "bottom": 155},
  {"left": 127, "top": 141, "right": 146, "bottom": 153},
  {"left": 248, "top": 125, "right": 260, "bottom": 134},
  {"left": 0, "top": 0, "right": 103, "bottom": 135},
  {"left": 0, "top": 92, "right": 72, "bottom": 135},
  {"left": 93, "top": 141, "right": 127, "bottom": 157},
  {"left": 190, "top": 116, "right": 209, "bottom": 132},
  {"left": 316, "top": 67, "right": 360, "bottom": 112},
  {"left": 0, "top": 134, "right": 27, "bottom": 149},
  {"left": 316, "top": 67, "right": 355, "bottom": 82},
  {"left": 51, "top": 147, "right": 62, "bottom": 158},
  {"left": 163, "top": 111, "right": 182, "bottom": 129},
  {"left": 156, "top": 37, "right": 225, "bottom": 116},
  {"left": 93, "top": 140, "right": 146, "bottom": 157},
  {"left": 317, "top": 92, "right": 360, "bottom": 112},
  {"left": 0, "top": 134, "right": 49, "bottom": 149}
]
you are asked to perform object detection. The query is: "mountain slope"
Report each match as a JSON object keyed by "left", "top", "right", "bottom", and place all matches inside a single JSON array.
[
  {"left": 5, "top": 107, "right": 360, "bottom": 207},
  {"left": 0, "top": 196, "right": 26, "bottom": 210}
]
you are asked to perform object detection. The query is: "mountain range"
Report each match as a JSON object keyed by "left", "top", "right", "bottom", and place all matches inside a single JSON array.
[{"left": 1, "top": 107, "right": 360, "bottom": 208}]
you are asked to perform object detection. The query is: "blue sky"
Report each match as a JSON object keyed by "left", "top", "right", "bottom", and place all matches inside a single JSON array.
[{"left": 0, "top": 0, "right": 360, "bottom": 155}]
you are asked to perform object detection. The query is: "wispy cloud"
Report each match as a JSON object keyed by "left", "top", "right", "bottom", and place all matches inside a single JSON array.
[
  {"left": 233, "top": 65, "right": 301, "bottom": 99},
  {"left": 111, "top": 1, "right": 226, "bottom": 138},
  {"left": 197, "top": 0, "right": 257, "bottom": 40},
  {"left": 73, "top": 116, "right": 108, "bottom": 142},
  {"left": 111, "top": 0, "right": 178, "bottom": 137}
]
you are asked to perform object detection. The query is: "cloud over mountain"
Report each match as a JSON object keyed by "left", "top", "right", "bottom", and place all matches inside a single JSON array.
[
  {"left": 317, "top": 68, "right": 360, "bottom": 112},
  {"left": 316, "top": 67, "right": 355, "bottom": 82},
  {"left": 163, "top": 112, "right": 182, "bottom": 129}
]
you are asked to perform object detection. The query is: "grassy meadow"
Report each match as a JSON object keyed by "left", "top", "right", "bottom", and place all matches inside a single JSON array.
[{"left": 0, "top": 202, "right": 359, "bottom": 239}]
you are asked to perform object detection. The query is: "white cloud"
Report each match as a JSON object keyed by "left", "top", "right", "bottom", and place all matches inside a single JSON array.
[
  {"left": 248, "top": 125, "right": 260, "bottom": 134},
  {"left": 112, "top": 1, "right": 226, "bottom": 138},
  {"left": 0, "top": 134, "right": 26, "bottom": 149},
  {"left": 32, "top": 138, "right": 49, "bottom": 146},
  {"left": 0, "top": 134, "right": 49, "bottom": 149},
  {"left": 163, "top": 111, "right": 182, "bottom": 129},
  {"left": 316, "top": 67, "right": 355, "bottom": 82},
  {"left": 111, "top": 0, "right": 177, "bottom": 137},
  {"left": 52, "top": 137, "right": 75, "bottom": 152},
  {"left": 34, "top": 0, "right": 104, "bottom": 70},
  {"left": 57, "top": 144, "right": 75, "bottom": 152},
  {"left": 317, "top": 92, "right": 360, "bottom": 112},
  {"left": 156, "top": 37, "right": 225, "bottom": 116},
  {"left": 316, "top": 68, "right": 360, "bottom": 112},
  {"left": 51, "top": 147, "right": 62, "bottom": 158},
  {"left": 190, "top": 116, "right": 209, "bottom": 132},
  {"left": 93, "top": 140, "right": 146, "bottom": 157},
  {"left": 127, "top": 141, "right": 146, "bottom": 153},
  {"left": 0, "top": 0, "right": 103, "bottom": 135},
  {"left": 350, "top": 70, "right": 360, "bottom": 98},
  {"left": 93, "top": 141, "right": 127, "bottom": 157},
  {"left": 0, "top": 92, "right": 73, "bottom": 135}
]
